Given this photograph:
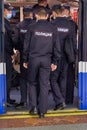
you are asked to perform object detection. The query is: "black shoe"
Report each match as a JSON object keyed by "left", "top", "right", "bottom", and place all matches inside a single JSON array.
[
  {"left": 29, "top": 107, "right": 38, "bottom": 115},
  {"left": 8, "top": 99, "right": 16, "bottom": 104},
  {"left": 66, "top": 101, "right": 73, "bottom": 105},
  {"left": 54, "top": 102, "right": 66, "bottom": 110},
  {"left": 15, "top": 102, "right": 27, "bottom": 108},
  {"left": 39, "top": 113, "right": 45, "bottom": 118},
  {"left": 6, "top": 99, "right": 16, "bottom": 107},
  {"left": 6, "top": 100, "right": 16, "bottom": 107}
]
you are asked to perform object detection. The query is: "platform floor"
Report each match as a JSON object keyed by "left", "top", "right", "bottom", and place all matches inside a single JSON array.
[{"left": 1, "top": 124, "right": 87, "bottom": 130}]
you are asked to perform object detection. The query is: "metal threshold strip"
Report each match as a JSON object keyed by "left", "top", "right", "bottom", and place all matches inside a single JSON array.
[{"left": 0, "top": 109, "right": 87, "bottom": 119}]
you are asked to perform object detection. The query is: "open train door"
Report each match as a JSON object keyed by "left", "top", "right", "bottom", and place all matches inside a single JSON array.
[
  {"left": 0, "top": 0, "right": 6, "bottom": 114},
  {"left": 79, "top": 0, "right": 87, "bottom": 110},
  {"left": 0, "top": 0, "right": 87, "bottom": 115}
]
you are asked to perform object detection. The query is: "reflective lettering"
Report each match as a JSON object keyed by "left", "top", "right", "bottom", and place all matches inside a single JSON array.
[
  {"left": 57, "top": 28, "right": 69, "bottom": 32},
  {"left": 20, "top": 29, "right": 27, "bottom": 33},
  {"left": 35, "top": 32, "right": 52, "bottom": 37}
]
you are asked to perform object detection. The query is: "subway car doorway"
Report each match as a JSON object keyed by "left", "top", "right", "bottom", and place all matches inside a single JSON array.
[
  {"left": 1, "top": 0, "right": 83, "bottom": 115},
  {"left": 6, "top": 0, "right": 79, "bottom": 114}
]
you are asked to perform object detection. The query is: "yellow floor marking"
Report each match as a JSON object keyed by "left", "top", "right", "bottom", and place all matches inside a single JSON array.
[{"left": 0, "top": 109, "right": 87, "bottom": 119}]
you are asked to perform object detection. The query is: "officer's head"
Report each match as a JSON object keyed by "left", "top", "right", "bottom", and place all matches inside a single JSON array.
[
  {"left": 38, "top": 0, "right": 47, "bottom": 7},
  {"left": 4, "top": 2, "right": 13, "bottom": 19},
  {"left": 35, "top": 7, "right": 48, "bottom": 20},
  {"left": 62, "top": 4, "right": 70, "bottom": 17},
  {"left": 23, "top": 6, "right": 33, "bottom": 19},
  {"left": 52, "top": 4, "right": 62, "bottom": 18}
]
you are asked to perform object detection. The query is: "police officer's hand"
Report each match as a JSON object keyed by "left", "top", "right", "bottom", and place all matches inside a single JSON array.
[
  {"left": 23, "top": 63, "right": 28, "bottom": 69},
  {"left": 14, "top": 50, "right": 20, "bottom": 64},
  {"left": 11, "top": 54, "right": 16, "bottom": 63},
  {"left": 51, "top": 64, "right": 57, "bottom": 71}
]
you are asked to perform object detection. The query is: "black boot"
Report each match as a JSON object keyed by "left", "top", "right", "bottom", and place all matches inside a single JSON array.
[{"left": 29, "top": 107, "right": 38, "bottom": 115}]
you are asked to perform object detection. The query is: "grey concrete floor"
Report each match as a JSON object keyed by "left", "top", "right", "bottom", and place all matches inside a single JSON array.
[{"left": 1, "top": 124, "right": 87, "bottom": 130}]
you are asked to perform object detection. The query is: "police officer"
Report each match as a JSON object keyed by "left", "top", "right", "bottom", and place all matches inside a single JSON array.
[
  {"left": 13, "top": 6, "right": 33, "bottom": 107},
  {"left": 50, "top": 4, "right": 75, "bottom": 110},
  {"left": 33, "top": 0, "right": 51, "bottom": 21},
  {"left": 62, "top": 4, "right": 77, "bottom": 104},
  {"left": 62, "top": 4, "right": 78, "bottom": 35},
  {"left": 23, "top": 7, "right": 61, "bottom": 118},
  {"left": 33, "top": 0, "right": 50, "bottom": 10},
  {"left": 4, "top": 2, "right": 16, "bottom": 106}
]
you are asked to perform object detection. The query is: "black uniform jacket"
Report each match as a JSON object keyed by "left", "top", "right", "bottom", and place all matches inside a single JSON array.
[
  {"left": 68, "top": 17, "right": 77, "bottom": 54},
  {"left": 23, "top": 20, "right": 61, "bottom": 65},
  {"left": 4, "top": 18, "right": 14, "bottom": 58},
  {"left": 52, "top": 17, "right": 75, "bottom": 63},
  {"left": 13, "top": 18, "right": 33, "bottom": 52}
]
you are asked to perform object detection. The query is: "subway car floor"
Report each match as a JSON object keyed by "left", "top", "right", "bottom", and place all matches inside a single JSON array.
[{"left": 6, "top": 85, "right": 79, "bottom": 113}]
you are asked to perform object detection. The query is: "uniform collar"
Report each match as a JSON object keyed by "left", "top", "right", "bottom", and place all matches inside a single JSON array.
[
  {"left": 24, "top": 18, "right": 32, "bottom": 21},
  {"left": 4, "top": 18, "right": 10, "bottom": 24},
  {"left": 37, "top": 19, "right": 48, "bottom": 23},
  {"left": 55, "top": 17, "right": 67, "bottom": 20}
]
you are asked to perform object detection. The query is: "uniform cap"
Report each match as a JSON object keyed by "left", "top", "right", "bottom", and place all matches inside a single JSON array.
[
  {"left": 33, "top": 6, "right": 49, "bottom": 15},
  {"left": 52, "top": 4, "right": 61, "bottom": 11},
  {"left": 38, "top": 0, "right": 47, "bottom": 3},
  {"left": 4, "top": 2, "right": 14, "bottom": 10},
  {"left": 62, "top": 4, "right": 70, "bottom": 11},
  {"left": 23, "top": 6, "right": 33, "bottom": 13}
]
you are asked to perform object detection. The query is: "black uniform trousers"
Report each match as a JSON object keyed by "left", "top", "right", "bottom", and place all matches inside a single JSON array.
[
  {"left": 20, "top": 54, "right": 28, "bottom": 103},
  {"left": 50, "top": 58, "right": 68, "bottom": 104},
  {"left": 65, "top": 63, "right": 75, "bottom": 104},
  {"left": 28, "top": 57, "right": 51, "bottom": 114},
  {"left": 59, "top": 58, "right": 68, "bottom": 99},
  {"left": 6, "top": 54, "right": 13, "bottom": 102},
  {"left": 50, "top": 60, "right": 64, "bottom": 105}
]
